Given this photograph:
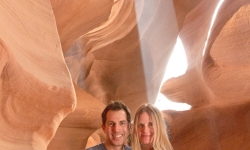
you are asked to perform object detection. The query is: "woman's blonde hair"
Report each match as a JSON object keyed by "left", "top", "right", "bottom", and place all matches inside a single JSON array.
[{"left": 132, "top": 104, "right": 173, "bottom": 150}]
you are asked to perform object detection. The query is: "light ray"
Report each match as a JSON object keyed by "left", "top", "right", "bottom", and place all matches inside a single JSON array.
[
  {"left": 203, "top": 0, "right": 224, "bottom": 55},
  {"left": 155, "top": 37, "right": 191, "bottom": 111}
]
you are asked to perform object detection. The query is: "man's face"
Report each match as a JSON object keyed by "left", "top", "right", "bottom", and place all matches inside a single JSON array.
[{"left": 102, "top": 110, "right": 129, "bottom": 148}]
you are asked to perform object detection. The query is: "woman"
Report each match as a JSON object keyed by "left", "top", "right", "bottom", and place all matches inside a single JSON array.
[{"left": 132, "top": 104, "right": 173, "bottom": 150}]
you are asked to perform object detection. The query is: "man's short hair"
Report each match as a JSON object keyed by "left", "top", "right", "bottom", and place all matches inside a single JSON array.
[{"left": 101, "top": 100, "right": 131, "bottom": 125}]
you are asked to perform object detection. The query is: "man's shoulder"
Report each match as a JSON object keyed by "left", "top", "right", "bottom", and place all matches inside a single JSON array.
[
  {"left": 86, "top": 143, "right": 106, "bottom": 150},
  {"left": 86, "top": 143, "right": 131, "bottom": 150}
]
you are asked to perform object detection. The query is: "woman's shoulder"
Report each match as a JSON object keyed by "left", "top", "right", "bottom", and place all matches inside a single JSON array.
[{"left": 124, "top": 145, "right": 132, "bottom": 150}]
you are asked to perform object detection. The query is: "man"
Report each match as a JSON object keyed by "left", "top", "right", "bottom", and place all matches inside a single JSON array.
[{"left": 86, "top": 101, "right": 132, "bottom": 150}]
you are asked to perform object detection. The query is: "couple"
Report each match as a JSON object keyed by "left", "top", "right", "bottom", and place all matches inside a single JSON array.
[{"left": 86, "top": 101, "right": 173, "bottom": 150}]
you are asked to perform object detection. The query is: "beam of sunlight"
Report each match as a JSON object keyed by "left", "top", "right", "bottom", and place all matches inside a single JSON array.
[
  {"left": 155, "top": 37, "right": 191, "bottom": 111},
  {"left": 162, "top": 37, "right": 187, "bottom": 81},
  {"left": 203, "top": 0, "right": 224, "bottom": 56},
  {"left": 155, "top": 93, "right": 191, "bottom": 111},
  {"left": 134, "top": 0, "right": 179, "bottom": 104}
]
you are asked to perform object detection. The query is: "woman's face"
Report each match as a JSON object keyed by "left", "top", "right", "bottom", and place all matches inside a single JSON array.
[{"left": 137, "top": 112, "right": 154, "bottom": 148}]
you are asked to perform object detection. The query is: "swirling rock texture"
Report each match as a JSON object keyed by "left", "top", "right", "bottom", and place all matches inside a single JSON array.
[
  {"left": 0, "top": 0, "right": 250, "bottom": 150},
  {"left": 161, "top": 0, "right": 250, "bottom": 150}
]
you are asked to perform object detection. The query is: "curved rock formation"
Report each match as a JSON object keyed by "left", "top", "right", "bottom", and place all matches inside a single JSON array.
[
  {"left": 0, "top": 0, "right": 76, "bottom": 149},
  {"left": 161, "top": 0, "right": 250, "bottom": 149}
]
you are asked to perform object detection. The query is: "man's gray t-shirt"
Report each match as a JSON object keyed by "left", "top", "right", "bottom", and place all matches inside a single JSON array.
[{"left": 86, "top": 143, "right": 131, "bottom": 150}]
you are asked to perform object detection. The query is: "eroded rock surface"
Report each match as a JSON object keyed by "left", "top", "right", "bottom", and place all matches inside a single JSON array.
[
  {"left": 161, "top": 0, "right": 250, "bottom": 149},
  {"left": 0, "top": 0, "right": 76, "bottom": 149}
]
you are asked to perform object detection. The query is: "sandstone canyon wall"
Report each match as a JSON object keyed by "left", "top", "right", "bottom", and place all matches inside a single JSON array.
[{"left": 0, "top": 0, "right": 250, "bottom": 150}]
